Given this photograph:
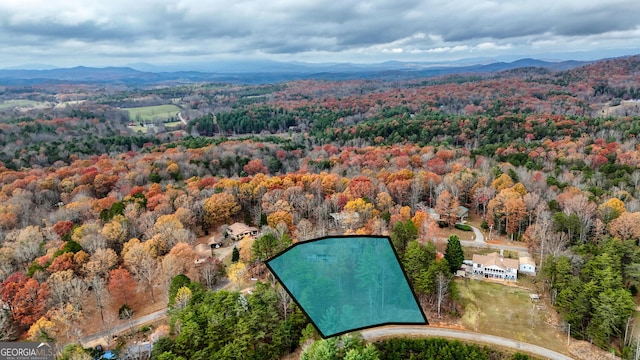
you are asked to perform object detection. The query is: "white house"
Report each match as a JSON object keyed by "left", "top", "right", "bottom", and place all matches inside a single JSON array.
[
  {"left": 518, "top": 256, "right": 536, "bottom": 275},
  {"left": 472, "top": 252, "right": 519, "bottom": 281}
]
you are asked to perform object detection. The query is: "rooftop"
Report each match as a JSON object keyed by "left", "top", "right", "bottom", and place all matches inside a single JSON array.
[
  {"left": 473, "top": 252, "right": 519, "bottom": 270},
  {"left": 227, "top": 222, "right": 258, "bottom": 234}
]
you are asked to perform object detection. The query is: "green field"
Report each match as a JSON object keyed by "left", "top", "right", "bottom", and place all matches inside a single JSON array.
[
  {"left": 458, "top": 280, "right": 568, "bottom": 355},
  {"left": 124, "top": 104, "right": 181, "bottom": 121},
  {"left": 0, "top": 99, "right": 44, "bottom": 109}
]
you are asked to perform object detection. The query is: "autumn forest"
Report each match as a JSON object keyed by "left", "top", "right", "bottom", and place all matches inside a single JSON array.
[{"left": 2, "top": 55, "right": 640, "bottom": 359}]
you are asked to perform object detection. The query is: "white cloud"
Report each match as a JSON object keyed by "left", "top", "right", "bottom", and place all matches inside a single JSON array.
[
  {"left": 476, "top": 42, "right": 512, "bottom": 51},
  {"left": 425, "top": 45, "right": 470, "bottom": 53},
  {"left": 0, "top": 0, "right": 639, "bottom": 67}
]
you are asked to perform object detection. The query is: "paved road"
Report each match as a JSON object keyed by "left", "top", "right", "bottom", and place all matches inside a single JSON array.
[
  {"left": 82, "top": 309, "right": 167, "bottom": 348},
  {"left": 81, "top": 280, "right": 231, "bottom": 348},
  {"left": 361, "top": 326, "right": 573, "bottom": 360},
  {"left": 177, "top": 112, "right": 187, "bottom": 125}
]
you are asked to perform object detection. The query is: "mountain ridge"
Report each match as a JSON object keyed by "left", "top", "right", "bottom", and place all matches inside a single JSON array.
[{"left": 0, "top": 58, "right": 592, "bottom": 85}]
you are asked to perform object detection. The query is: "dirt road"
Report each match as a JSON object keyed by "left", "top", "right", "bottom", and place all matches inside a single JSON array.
[{"left": 361, "top": 325, "right": 573, "bottom": 360}]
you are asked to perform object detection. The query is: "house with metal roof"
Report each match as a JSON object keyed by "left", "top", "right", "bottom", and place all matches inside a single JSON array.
[{"left": 472, "top": 252, "right": 519, "bottom": 281}]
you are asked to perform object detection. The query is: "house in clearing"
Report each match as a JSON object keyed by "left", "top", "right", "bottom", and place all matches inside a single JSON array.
[
  {"left": 225, "top": 222, "right": 259, "bottom": 241},
  {"left": 455, "top": 206, "right": 469, "bottom": 222},
  {"left": 472, "top": 252, "right": 519, "bottom": 281},
  {"left": 426, "top": 205, "right": 469, "bottom": 223}
]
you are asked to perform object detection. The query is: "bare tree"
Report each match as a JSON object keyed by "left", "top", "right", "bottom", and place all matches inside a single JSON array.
[
  {"left": 100, "top": 312, "right": 118, "bottom": 349},
  {"left": 435, "top": 272, "right": 450, "bottom": 318},
  {"left": 0, "top": 247, "right": 16, "bottom": 283},
  {"left": 0, "top": 309, "right": 16, "bottom": 341},
  {"left": 131, "top": 255, "right": 160, "bottom": 303},
  {"left": 47, "top": 270, "right": 87, "bottom": 310},
  {"left": 546, "top": 231, "right": 569, "bottom": 257},
  {"left": 523, "top": 192, "right": 542, "bottom": 226},
  {"left": 296, "top": 219, "right": 314, "bottom": 241},
  {"left": 632, "top": 170, "right": 640, "bottom": 189},
  {"left": 51, "top": 304, "right": 84, "bottom": 343},
  {"left": 199, "top": 258, "right": 224, "bottom": 290},
  {"left": 88, "top": 275, "right": 110, "bottom": 322},
  {"left": 562, "top": 193, "right": 596, "bottom": 244},
  {"left": 276, "top": 285, "right": 292, "bottom": 320},
  {"left": 409, "top": 175, "right": 424, "bottom": 211},
  {"left": 7, "top": 226, "right": 44, "bottom": 265}
]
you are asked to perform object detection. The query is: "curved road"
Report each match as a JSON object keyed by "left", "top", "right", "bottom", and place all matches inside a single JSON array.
[
  {"left": 361, "top": 326, "right": 573, "bottom": 360},
  {"left": 81, "top": 280, "right": 230, "bottom": 348},
  {"left": 177, "top": 112, "right": 187, "bottom": 125},
  {"left": 460, "top": 225, "right": 530, "bottom": 256}
]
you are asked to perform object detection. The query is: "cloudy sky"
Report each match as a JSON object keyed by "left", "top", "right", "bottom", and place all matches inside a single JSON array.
[{"left": 1, "top": 0, "right": 640, "bottom": 68}]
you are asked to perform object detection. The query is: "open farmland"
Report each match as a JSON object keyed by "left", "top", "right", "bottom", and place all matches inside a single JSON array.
[
  {"left": 0, "top": 99, "right": 49, "bottom": 110},
  {"left": 124, "top": 104, "right": 181, "bottom": 121}
]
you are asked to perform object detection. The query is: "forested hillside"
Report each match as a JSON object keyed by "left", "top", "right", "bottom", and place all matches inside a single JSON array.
[{"left": 2, "top": 55, "right": 640, "bottom": 358}]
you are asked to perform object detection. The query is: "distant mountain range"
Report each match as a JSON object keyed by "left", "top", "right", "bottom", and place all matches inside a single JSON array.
[{"left": 0, "top": 58, "right": 589, "bottom": 86}]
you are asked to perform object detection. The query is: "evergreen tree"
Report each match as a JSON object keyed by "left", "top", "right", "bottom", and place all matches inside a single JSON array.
[
  {"left": 444, "top": 235, "right": 464, "bottom": 273},
  {"left": 402, "top": 241, "right": 436, "bottom": 285},
  {"left": 231, "top": 246, "right": 240, "bottom": 263},
  {"left": 390, "top": 220, "right": 418, "bottom": 254}
]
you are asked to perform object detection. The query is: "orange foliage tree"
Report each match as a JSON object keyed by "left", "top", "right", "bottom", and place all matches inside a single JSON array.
[
  {"left": 608, "top": 212, "right": 640, "bottom": 241},
  {"left": 267, "top": 211, "right": 294, "bottom": 234},
  {"left": 0, "top": 273, "right": 50, "bottom": 327},
  {"left": 108, "top": 267, "right": 137, "bottom": 307},
  {"left": 203, "top": 192, "right": 240, "bottom": 227}
]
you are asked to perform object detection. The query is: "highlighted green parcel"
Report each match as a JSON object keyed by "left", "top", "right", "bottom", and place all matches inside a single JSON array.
[{"left": 266, "top": 236, "right": 427, "bottom": 338}]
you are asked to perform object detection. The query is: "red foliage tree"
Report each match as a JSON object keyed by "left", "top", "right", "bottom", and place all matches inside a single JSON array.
[
  {"left": 1, "top": 273, "right": 50, "bottom": 327},
  {"left": 52, "top": 220, "right": 74, "bottom": 239},
  {"left": 47, "top": 253, "right": 75, "bottom": 273},
  {"left": 107, "top": 267, "right": 137, "bottom": 307},
  {"left": 243, "top": 159, "right": 269, "bottom": 175}
]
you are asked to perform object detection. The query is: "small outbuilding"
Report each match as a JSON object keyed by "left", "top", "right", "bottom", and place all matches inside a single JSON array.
[{"left": 519, "top": 256, "right": 537, "bottom": 275}]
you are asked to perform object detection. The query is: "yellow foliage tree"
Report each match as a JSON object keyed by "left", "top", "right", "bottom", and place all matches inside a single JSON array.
[
  {"left": 399, "top": 206, "right": 412, "bottom": 222},
  {"left": 101, "top": 219, "right": 127, "bottom": 247},
  {"left": 375, "top": 192, "right": 394, "bottom": 212},
  {"left": 144, "top": 235, "right": 169, "bottom": 258},
  {"left": 598, "top": 197, "right": 626, "bottom": 223},
  {"left": 155, "top": 214, "right": 184, "bottom": 231},
  {"left": 167, "top": 162, "right": 180, "bottom": 176},
  {"left": 174, "top": 286, "right": 192, "bottom": 309},
  {"left": 204, "top": 192, "right": 240, "bottom": 227},
  {"left": 227, "top": 262, "right": 247, "bottom": 286},
  {"left": 238, "top": 236, "right": 256, "bottom": 263},
  {"left": 511, "top": 182, "right": 527, "bottom": 196},
  {"left": 344, "top": 198, "right": 375, "bottom": 221},
  {"left": 267, "top": 211, "right": 294, "bottom": 233},
  {"left": 491, "top": 173, "right": 514, "bottom": 192},
  {"left": 27, "top": 317, "right": 57, "bottom": 341}
]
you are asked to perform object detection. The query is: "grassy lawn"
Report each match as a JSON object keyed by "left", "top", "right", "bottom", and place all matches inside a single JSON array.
[
  {"left": 432, "top": 226, "right": 475, "bottom": 241},
  {"left": 128, "top": 125, "right": 147, "bottom": 133},
  {"left": 125, "top": 104, "right": 181, "bottom": 121},
  {"left": 457, "top": 279, "right": 568, "bottom": 354},
  {"left": 463, "top": 247, "right": 519, "bottom": 260}
]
